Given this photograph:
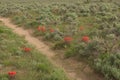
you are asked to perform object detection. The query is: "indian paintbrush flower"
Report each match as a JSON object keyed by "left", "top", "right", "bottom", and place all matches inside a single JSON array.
[
  {"left": 64, "top": 37, "right": 73, "bottom": 43},
  {"left": 82, "top": 36, "right": 89, "bottom": 42}
]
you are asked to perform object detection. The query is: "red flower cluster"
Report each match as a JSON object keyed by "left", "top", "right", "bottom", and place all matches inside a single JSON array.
[
  {"left": 8, "top": 71, "right": 16, "bottom": 77},
  {"left": 37, "top": 26, "right": 56, "bottom": 33},
  {"left": 82, "top": 36, "right": 89, "bottom": 42},
  {"left": 37, "top": 26, "right": 46, "bottom": 32},
  {"left": 64, "top": 37, "right": 73, "bottom": 43},
  {"left": 23, "top": 47, "right": 31, "bottom": 52},
  {"left": 37, "top": 26, "right": 41, "bottom": 31},
  {"left": 50, "top": 28, "right": 55, "bottom": 33}
]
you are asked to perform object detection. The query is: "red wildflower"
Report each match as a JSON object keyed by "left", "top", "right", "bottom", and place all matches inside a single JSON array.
[
  {"left": 37, "top": 26, "right": 46, "bottom": 32},
  {"left": 80, "top": 26, "right": 84, "bottom": 30},
  {"left": 8, "top": 71, "right": 16, "bottom": 77},
  {"left": 50, "top": 29, "right": 55, "bottom": 33},
  {"left": 64, "top": 37, "right": 73, "bottom": 43},
  {"left": 37, "top": 26, "right": 41, "bottom": 31},
  {"left": 41, "top": 26, "right": 46, "bottom": 32},
  {"left": 23, "top": 47, "right": 31, "bottom": 52},
  {"left": 82, "top": 36, "right": 89, "bottom": 42}
]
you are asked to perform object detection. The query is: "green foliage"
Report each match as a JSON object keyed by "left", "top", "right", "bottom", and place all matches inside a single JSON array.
[
  {"left": 53, "top": 42, "right": 66, "bottom": 49},
  {"left": 0, "top": 23, "right": 68, "bottom": 80},
  {"left": 0, "top": 74, "right": 8, "bottom": 80},
  {"left": 0, "top": 0, "right": 120, "bottom": 80},
  {"left": 95, "top": 53, "right": 120, "bottom": 80}
]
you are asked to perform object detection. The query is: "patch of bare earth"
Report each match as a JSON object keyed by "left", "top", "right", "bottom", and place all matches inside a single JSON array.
[{"left": 0, "top": 17, "right": 105, "bottom": 80}]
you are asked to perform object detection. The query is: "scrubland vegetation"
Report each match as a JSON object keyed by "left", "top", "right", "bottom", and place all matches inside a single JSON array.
[{"left": 0, "top": 0, "right": 120, "bottom": 80}]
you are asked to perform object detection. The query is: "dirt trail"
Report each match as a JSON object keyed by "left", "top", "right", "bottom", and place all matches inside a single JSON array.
[{"left": 0, "top": 17, "right": 104, "bottom": 80}]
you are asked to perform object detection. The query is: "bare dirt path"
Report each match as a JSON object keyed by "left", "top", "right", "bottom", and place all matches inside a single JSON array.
[{"left": 0, "top": 17, "right": 104, "bottom": 80}]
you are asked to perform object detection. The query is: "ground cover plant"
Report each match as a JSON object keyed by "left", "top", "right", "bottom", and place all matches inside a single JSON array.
[
  {"left": 0, "top": 0, "right": 120, "bottom": 80},
  {"left": 0, "top": 22, "right": 68, "bottom": 80}
]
